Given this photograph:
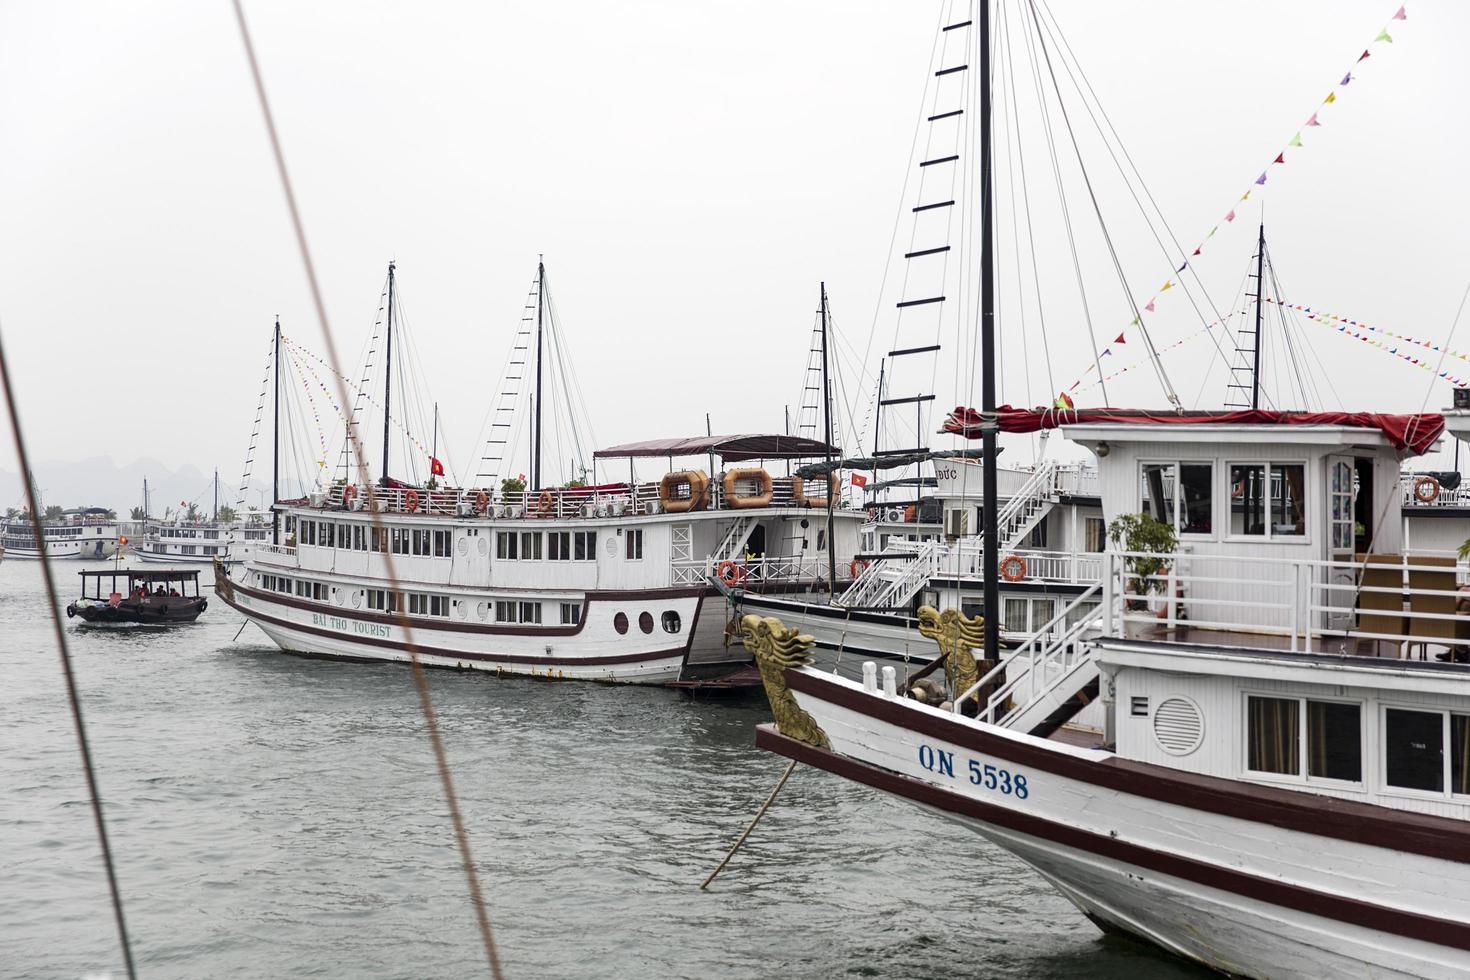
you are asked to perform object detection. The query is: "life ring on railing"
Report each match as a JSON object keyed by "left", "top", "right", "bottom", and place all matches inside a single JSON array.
[
  {"left": 1414, "top": 475, "right": 1441, "bottom": 503},
  {"left": 474, "top": 489, "right": 490, "bottom": 514},
  {"left": 405, "top": 489, "right": 420, "bottom": 513},
  {"left": 1000, "top": 554, "right": 1027, "bottom": 582},
  {"left": 849, "top": 558, "right": 870, "bottom": 578},
  {"left": 717, "top": 560, "right": 746, "bottom": 587},
  {"left": 903, "top": 505, "right": 917, "bottom": 523},
  {"left": 536, "top": 489, "right": 556, "bottom": 516},
  {"left": 343, "top": 484, "right": 358, "bottom": 508},
  {"left": 1231, "top": 478, "right": 1245, "bottom": 499}
]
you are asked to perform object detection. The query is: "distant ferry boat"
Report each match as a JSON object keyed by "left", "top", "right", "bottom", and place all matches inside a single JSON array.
[
  {"left": 0, "top": 508, "right": 120, "bottom": 560},
  {"left": 136, "top": 509, "right": 271, "bottom": 565}
]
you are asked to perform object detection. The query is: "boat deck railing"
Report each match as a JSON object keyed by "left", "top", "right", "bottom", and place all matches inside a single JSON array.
[
  {"left": 1103, "top": 548, "right": 1470, "bottom": 659},
  {"left": 670, "top": 554, "right": 848, "bottom": 590}
]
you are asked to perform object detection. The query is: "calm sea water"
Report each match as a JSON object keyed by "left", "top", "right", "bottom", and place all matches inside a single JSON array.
[{"left": 0, "top": 559, "right": 1204, "bottom": 979}]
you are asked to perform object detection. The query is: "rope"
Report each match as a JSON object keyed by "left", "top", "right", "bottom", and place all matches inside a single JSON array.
[
  {"left": 230, "top": 5, "right": 504, "bottom": 975},
  {"left": 0, "top": 319, "right": 137, "bottom": 978}
]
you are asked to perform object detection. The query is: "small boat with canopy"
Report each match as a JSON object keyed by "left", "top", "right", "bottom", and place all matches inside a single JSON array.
[{"left": 66, "top": 569, "right": 209, "bottom": 624}]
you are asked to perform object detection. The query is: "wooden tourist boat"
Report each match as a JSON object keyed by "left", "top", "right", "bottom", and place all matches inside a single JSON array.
[{"left": 67, "top": 569, "right": 209, "bottom": 624}]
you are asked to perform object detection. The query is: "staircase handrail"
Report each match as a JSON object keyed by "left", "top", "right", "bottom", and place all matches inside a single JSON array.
[
  {"left": 994, "top": 459, "right": 1058, "bottom": 547},
  {"left": 839, "top": 539, "right": 942, "bottom": 608}
]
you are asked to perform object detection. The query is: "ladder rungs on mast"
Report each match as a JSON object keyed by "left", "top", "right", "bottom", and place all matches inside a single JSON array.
[
  {"left": 919, "top": 154, "right": 959, "bottom": 167},
  {"left": 935, "top": 65, "right": 968, "bottom": 77},
  {"left": 913, "top": 200, "right": 955, "bottom": 213},
  {"left": 880, "top": 394, "right": 936, "bottom": 406},
  {"left": 896, "top": 296, "right": 945, "bottom": 309},
  {"left": 904, "top": 245, "right": 951, "bottom": 259},
  {"left": 943, "top": 19, "right": 972, "bottom": 31},
  {"left": 927, "top": 109, "right": 963, "bottom": 122},
  {"left": 889, "top": 343, "right": 942, "bottom": 357}
]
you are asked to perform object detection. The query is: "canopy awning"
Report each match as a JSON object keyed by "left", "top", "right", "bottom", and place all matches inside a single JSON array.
[
  {"left": 942, "top": 406, "right": 1445, "bottom": 457},
  {"left": 594, "top": 434, "right": 839, "bottom": 462}
]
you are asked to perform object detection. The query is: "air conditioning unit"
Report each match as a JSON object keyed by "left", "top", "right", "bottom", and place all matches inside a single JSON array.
[
  {"left": 456, "top": 500, "right": 475, "bottom": 517},
  {"left": 309, "top": 491, "right": 327, "bottom": 508},
  {"left": 885, "top": 508, "right": 904, "bottom": 524},
  {"left": 945, "top": 509, "right": 969, "bottom": 539},
  {"left": 582, "top": 503, "right": 598, "bottom": 518},
  {"left": 506, "top": 505, "right": 523, "bottom": 519},
  {"left": 644, "top": 500, "right": 662, "bottom": 515}
]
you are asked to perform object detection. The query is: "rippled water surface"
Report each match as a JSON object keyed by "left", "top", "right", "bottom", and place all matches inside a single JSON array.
[{"left": 1, "top": 559, "right": 1205, "bottom": 979}]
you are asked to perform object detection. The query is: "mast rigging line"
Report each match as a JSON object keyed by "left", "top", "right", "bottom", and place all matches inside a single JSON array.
[
  {"left": 229, "top": 5, "right": 504, "bottom": 977},
  {"left": 0, "top": 318, "right": 138, "bottom": 979}
]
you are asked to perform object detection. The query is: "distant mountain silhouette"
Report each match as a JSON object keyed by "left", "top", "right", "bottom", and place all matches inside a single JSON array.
[{"left": 0, "top": 457, "right": 273, "bottom": 518}]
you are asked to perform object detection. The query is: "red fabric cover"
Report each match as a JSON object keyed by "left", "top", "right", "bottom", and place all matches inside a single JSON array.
[
  {"left": 553, "top": 482, "right": 631, "bottom": 498},
  {"left": 942, "top": 405, "right": 1445, "bottom": 456}
]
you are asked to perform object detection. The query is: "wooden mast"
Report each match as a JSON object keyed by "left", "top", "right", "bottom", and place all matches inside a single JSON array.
[
  {"left": 271, "top": 316, "right": 281, "bottom": 544},
  {"left": 1252, "top": 223, "right": 1265, "bottom": 410},
  {"left": 532, "top": 258, "right": 545, "bottom": 490},
  {"left": 380, "top": 260, "right": 396, "bottom": 486},
  {"left": 819, "top": 282, "right": 837, "bottom": 595},
  {"left": 980, "top": 0, "right": 1000, "bottom": 663}
]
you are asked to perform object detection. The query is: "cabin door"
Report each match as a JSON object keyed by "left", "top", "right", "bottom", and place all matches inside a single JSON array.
[{"left": 1324, "top": 455, "right": 1358, "bottom": 631}]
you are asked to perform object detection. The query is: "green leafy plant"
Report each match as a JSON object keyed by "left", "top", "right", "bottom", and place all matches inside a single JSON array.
[
  {"left": 563, "top": 479, "right": 587, "bottom": 490},
  {"left": 216, "top": 506, "right": 238, "bottom": 524},
  {"left": 500, "top": 477, "right": 526, "bottom": 499},
  {"left": 1459, "top": 536, "right": 1469, "bottom": 561},
  {"left": 1107, "top": 512, "right": 1178, "bottom": 597},
  {"left": 44, "top": 505, "right": 64, "bottom": 521},
  {"left": 129, "top": 506, "right": 145, "bottom": 520}
]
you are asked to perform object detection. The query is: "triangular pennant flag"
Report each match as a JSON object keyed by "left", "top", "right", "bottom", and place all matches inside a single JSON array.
[
  {"left": 1394, "top": 6, "right": 1407, "bottom": 19},
  {"left": 1162, "top": 280, "right": 1174, "bottom": 292},
  {"left": 1255, "top": 172, "right": 1267, "bottom": 185},
  {"left": 1325, "top": 92, "right": 1337, "bottom": 104},
  {"left": 1130, "top": 316, "right": 1140, "bottom": 325},
  {"left": 1114, "top": 333, "right": 1127, "bottom": 344},
  {"left": 1273, "top": 153, "right": 1285, "bottom": 164},
  {"left": 1307, "top": 112, "right": 1321, "bottom": 127},
  {"left": 1208, "top": 225, "right": 1219, "bottom": 237},
  {"left": 1357, "top": 49, "right": 1370, "bottom": 62},
  {"left": 1289, "top": 133, "right": 1302, "bottom": 147},
  {"left": 1192, "top": 247, "right": 1201, "bottom": 256},
  {"left": 1375, "top": 29, "right": 1392, "bottom": 42},
  {"left": 1225, "top": 210, "right": 1236, "bottom": 222},
  {"left": 1176, "top": 261, "right": 1188, "bottom": 273},
  {"left": 1145, "top": 299, "right": 1156, "bottom": 312},
  {"left": 1340, "top": 73, "right": 1352, "bottom": 86}
]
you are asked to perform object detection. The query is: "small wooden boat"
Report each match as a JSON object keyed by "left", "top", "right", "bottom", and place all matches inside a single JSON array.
[{"left": 66, "top": 569, "right": 208, "bottom": 624}]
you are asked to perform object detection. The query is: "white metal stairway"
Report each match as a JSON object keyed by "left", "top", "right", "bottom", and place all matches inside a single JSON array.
[
  {"left": 995, "top": 459, "right": 1060, "bottom": 552},
  {"left": 956, "top": 584, "right": 1105, "bottom": 737},
  {"left": 836, "top": 541, "right": 940, "bottom": 610},
  {"left": 711, "top": 515, "right": 759, "bottom": 565}
]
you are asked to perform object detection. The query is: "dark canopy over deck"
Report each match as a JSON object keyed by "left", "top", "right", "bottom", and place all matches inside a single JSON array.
[
  {"left": 594, "top": 434, "right": 839, "bottom": 462},
  {"left": 80, "top": 569, "right": 201, "bottom": 583}
]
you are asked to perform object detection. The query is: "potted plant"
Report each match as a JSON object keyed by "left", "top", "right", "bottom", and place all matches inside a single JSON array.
[{"left": 1107, "top": 513, "right": 1179, "bottom": 619}]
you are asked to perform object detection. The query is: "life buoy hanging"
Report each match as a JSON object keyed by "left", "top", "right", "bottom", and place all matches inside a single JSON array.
[
  {"left": 536, "top": 489, "right": 556, "bottom": 516},
  {"left": 474, "top": 489, "right": 490, "bottom": 514},
  {"left": 343, "top": 484, "right": 358, "bottom": 508},
  {"left": 405, "top": 489, "right": 420, "bottom": 513},
  {"left": 1414, "top": 475, "right": 1441, "bottom": 503},
  {"left": 849, "top": 558, "right": 870, "bottom": 578},
  {"left": 717, "top": 560, "right": 746, "bottom": 587},
  {"left": 1000, "top": 554, "right": 1027, "bottom": 582}
]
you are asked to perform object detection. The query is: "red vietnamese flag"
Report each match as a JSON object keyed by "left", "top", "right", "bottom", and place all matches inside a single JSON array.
[
  {"left": 851, "top": 473, "right": 868, "bottom": 488},
  {"left": 430, "top": 456, "right": 445, "bottom": 477}
]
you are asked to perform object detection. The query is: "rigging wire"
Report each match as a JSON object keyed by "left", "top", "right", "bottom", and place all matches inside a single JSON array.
[
  {"left": 230, "top": 5, "right": 504, "bottom": 976},
  {"left": 0, "top": 318, "right": 138, "bottom": 979}
]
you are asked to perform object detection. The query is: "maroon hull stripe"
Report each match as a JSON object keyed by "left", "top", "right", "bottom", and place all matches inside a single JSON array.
[
  {"left": 786, "top": 668, "right": 1470, "bottom": 865},
  {"left": 217, "top": 590, "right": 687, "bottom": 668},
  {"left": 757, "top": 725, "right": 1470, "bottom": 954}
]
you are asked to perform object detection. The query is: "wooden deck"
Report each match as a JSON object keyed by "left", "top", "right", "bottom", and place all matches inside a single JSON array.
[{"left": 1124, "top": 624, "right": 1464, "bottom": 664}]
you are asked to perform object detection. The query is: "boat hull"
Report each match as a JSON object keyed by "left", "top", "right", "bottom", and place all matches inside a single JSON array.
[
  {"left": 217, "top": 574, "right": 735, "bottom": 685},
  {"left": 67, "top": 598, "right": 207, "bottom": 624},
  {"left": 760, "top": 670, "right": 1470, "bottom": 980}
]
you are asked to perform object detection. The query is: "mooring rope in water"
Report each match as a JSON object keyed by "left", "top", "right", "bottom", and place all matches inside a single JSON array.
[
  {"left": 700, "top": 759, "right": 798, "bottom": 890},
  {"left": 229, "top": 4, "right": 504, "bottom": 975},
  {"left": 0, "top": 321, "right": 138, "bottom": 979}
]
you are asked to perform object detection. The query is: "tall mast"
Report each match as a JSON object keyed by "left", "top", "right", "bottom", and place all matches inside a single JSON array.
[
  {"left": 143, "top": 477, "right": 149, "bottom": 521},
  {"left": 213, "top": 469, "right": 219, "bottom": 522},
  {"left": 979, "top": 0, "right": 1000, "bottom": 664},
  {"left": 272, "top": 316, "right": 281, "bottom": 544},
  {"left": 819, "top": 282, "right": 837, "bottom": 595},
  {"left": 380, "top": 260, "right": 396, "bottom": 486},
  {"left": 1251, "top": 223, "right": 1265, "bottom": 411},
  {"left": 532, "top": 257, "right": 545, "bottom": 490}
]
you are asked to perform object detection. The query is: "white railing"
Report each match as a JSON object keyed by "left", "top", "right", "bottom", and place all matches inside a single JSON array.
[
  {"left": 1053, "top": 463, "right": 1100, "bottom": 498},
  {"left": 953, "top": 583, "right": 1104, "bottom": 726},
  {"left": 1100, "top": 549, "right": 1470, "bottom": 656},
  {"left": 1401, "top": 474, "right": 1469, "bottom": 508},
  {"left": 995, "top": 459, "right": 1059, "bottom": 551},
  {"left": 837, "top": 541, "right": 942, "bottom": 609},
  {"left": 252, "top": 543, "right": 297, "bottom": 566},
  {"left": 672, "top": 554, "right": 842, "bottom": 589}
]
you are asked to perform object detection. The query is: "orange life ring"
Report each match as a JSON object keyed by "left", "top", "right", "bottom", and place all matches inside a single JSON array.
[
  {"left": 717, "top": 560, "right": 746, "bottom": 587},
  {"left": 536, "top": 489, "right": 556, "bottom": 516},
  {"left": 1414, "top": 475, "right": 1441, "bottom": 503},
  {"left": 794, "top": 472, "right": 840, "bottom": 508},
  {"left": 903, "top": 505, "right": 917, "bottom": 523},
  {"left": 849, "top": 558, "right": 870, "bottom": 578},
  {"left": 405, "top": 489, "right": 420, "bottom": 513},
  {"left": 474, "top": 489, "right": 490, "bottom": 514},
  {"left": 723, "top": 468, "right": 774, "bottom": 509},
  {"left": 1000, "top": 554, "right": 1027, "bottom": 582},
  {"left": 659, "top": 470, "right": 709, "bottom": 513},
  {"left": 343, "top": 484, "right": 358, "bottom": 507}
]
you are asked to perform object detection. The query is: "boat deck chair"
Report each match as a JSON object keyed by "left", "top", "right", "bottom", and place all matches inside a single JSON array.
[
  {"left": 1405, "top": 554, "right": 1462, "bottom": 661},
  {"left": 1353, "top": 553, "right": 1406, "bottom": 658}
]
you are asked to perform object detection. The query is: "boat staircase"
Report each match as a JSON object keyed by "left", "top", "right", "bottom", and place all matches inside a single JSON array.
[
  {"left": 836, "top": 460, "right": 1061, "bottom": 611},
  {"left": 712, "top": 515, "right": 759, "bottom": 565},
  {"left": 475, "top": 273, "right": 540, "bottom": 490},
  {"left": 957, "top": 582, "right": 1105, "bottom": 738}
]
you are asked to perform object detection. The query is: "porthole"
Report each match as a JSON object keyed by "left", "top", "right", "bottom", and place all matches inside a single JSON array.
[
  {"left": 661, "top": 610, "right": 681, "bottom": 634},
  {"left": 457, "top": 538, "right": 469, "bottom": 557},
  {"left": 1152, "top": 697, "right": 1204, "bottom": 756},
  {"left": 351, "top": 591, "right": 362, "bottom": 608},
  {"left": 476, "top": 601, "right": 489, "bottom": 621},
  {"left": 477, "top": 538, "right": 489, "bottom": 556},
  {"left": 639, "top": 612, "right": 654, "bottom": 634},
  {"left": 614, "top": 612, "right": 629, "bottom": 635}
]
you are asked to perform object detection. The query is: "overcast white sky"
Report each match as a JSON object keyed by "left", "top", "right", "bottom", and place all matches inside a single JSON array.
[{"left": 2, "top": 0, "right": 1467, "bottom": 497}]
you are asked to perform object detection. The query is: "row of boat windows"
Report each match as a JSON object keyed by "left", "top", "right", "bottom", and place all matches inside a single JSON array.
[
  {"left": 150, "top": 544, "right": 222, "bottom": 555},
  {"left": 1141, "top": 460, "right": 1307, "bottom": 539},
  {"left": 3, "top": 526, "right": 90, "bottom": 541},
  {"left": 255, "top": 572, "right": 584, "bottom": 626},
  {"left": 1245, "top": 694, "right": 1470, "bottom": 796},
  {"left": 497, "top": 530, "right": 619, "bottom": 561},
  {"left": 298, "top": 519, "right": 452, "bottom": 557},
  {"left": 154, "top": 528, "right": 221, "bottom": 539}
]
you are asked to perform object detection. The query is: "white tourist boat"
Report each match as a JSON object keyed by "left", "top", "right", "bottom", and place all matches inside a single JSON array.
[
  {"left": 218, "top": 261, "right": 865, "bottom": 684},
  {"left": 0, "top": 508, "right": 120, "bottom": 560}
]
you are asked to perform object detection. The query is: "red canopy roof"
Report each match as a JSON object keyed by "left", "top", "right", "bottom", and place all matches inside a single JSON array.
[
  {"left": 593, "top": 434, "right": 838, "bottom": 461},
  {"left": 941, "top": 406, "right": 1445, "bottom": 456}
]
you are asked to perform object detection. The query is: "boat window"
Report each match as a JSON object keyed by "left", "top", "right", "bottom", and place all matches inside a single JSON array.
[
  {"left": 625, "top": 529, "right": 644, "bottom": 560},
  {"left": 1307, "top": 700, "right": 1361, "bottom": 782},
  {"left": 1454, "top": 715, "right": 1470, "bottom": 796},
  {"left": 1141, "top": 462, "right": 1212, "bottom": 535},
  {"left": 1385, "top": 708, "right": 1444, "bottom": 793},
  {"left": 548, "top": 531, "right": 571, "bottom": 561},
  {"left": 661, "top": 610, "right": 681, "bottom": 634},
  {"left": 560, "top": 602, "right": 582, "bottom": 625},
  {"left": 1084, "top": 517, "right": 1106, "bottom": 553},
  {"left": 496, "top": 531, "right": 518, "bottom": 560},
  {"left": 574, "top": 531, "right": 597, "bottom": 561},
  {"left": 1230, "top": 462, "right": 1305, "bottom": 538},
  {"left": 1271, "top": 464, "right": 1306, "bottom": 536},
  {"left": 520, "top": 531, "right": 543, "bottom": 560},
  {"left": 519, "top": 602, "right": 542, "bottom": 624},
  {"left": 433, "top": 530, "right": 451, "bottom": 557},
  {"left": 1140, "top": 464, "right": 1176, "bottom": 526},
  {"left": 1246, "top": 695, "right": 1299, "bottom": 775},
  {"left": 613, "top": 612, "right": 629, "bottom": 635},
  {"left": 1003, "top": 597, "right": 1028, "bottom": 634},
  {"left": 638, "top": 612, "right": 654, "bottom": 634}
]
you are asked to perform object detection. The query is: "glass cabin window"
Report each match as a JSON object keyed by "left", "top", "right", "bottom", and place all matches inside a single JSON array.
[
  {"left": 1247, "top": 696, "right": 1299, "bottom": 775},
  {"left": 1385, "top": 708, "right": 1444, "bottom": 793}
]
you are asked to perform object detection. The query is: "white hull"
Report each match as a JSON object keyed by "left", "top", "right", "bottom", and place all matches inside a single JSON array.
[
  {"left": 219, "top": 575, "right": 731, "bottom": 684},
  {"left": 734, "top": 592, "right": 927, "bottom": 668},
  {"left": 3, "top": 540, "right": 118, "bottom": 560},
  {"left": 764, "top": 670, "right": 1470, "bottom": 979},
  {"left": 135, "top": 548, "right": 244, "bottom": 565}
]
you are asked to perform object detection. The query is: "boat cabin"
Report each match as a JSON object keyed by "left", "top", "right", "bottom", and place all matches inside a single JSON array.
[{"left": 67, "top": 569, "right": 208, "bottom": 624}]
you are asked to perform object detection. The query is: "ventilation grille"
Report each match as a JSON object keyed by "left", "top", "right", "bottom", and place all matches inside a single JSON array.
[{"left": 1152, "top": 697, "right": 1204, "bottom": 755}]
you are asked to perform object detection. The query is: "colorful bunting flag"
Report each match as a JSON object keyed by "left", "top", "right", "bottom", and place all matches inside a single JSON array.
[
  {"left": 1161, "top": 281, "right": 1174, "bottom": 292},
  {"left": 1340, "top": 73, "right": 1352, "bottom": 85},
  {"left": 1289, "top": 133, "right": 1303, "bottom": 147},
  {"left": 1357, "top": 49, "right": 1370, "bottom": 62},
  {"left": 1394, "top": 6, "right": 1407, "bottom": 20},
  {"left": 1225, "top": 210, "right": 1236, "bottom": 222},
  {"left": 1376, "top": 29, "right": 1393, "bottom": 42},
  {"left": 1192, "top": 247, "right": 1201, "bottom": 256},
  {"left": 1145, "top": 300, "right": 1156, "bottom": 312},
  {"left": 1114, "top": 332, "right": 1127, "bottom": 344},
  {"left": 1273, "top": 153, "right": 1285, "bottom": 164},
  {"left": 1307, "top": 112, "right": 1321, "bottom": 127},
  {"left": 1325, "top": 92, "right": 1337, "bottom": 103}
]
